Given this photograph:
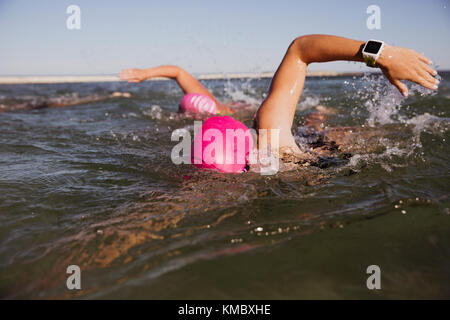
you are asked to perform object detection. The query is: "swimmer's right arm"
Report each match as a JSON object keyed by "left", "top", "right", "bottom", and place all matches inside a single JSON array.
[{"left": 118, "top": 65, "right": 221, "bottom": 107}]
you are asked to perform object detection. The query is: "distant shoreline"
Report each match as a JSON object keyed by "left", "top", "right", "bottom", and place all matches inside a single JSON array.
[{"left": 0, "top": 71, "right": 367, "bottom": 84}]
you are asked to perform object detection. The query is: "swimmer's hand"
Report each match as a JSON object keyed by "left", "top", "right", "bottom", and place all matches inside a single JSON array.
[
  {"left": 217, "top": 105, "right": 235, "bottom": 115},
  {"left": 119, "top": 68, "right": 148, "bottom": 83},
  {"left": 111, "top": 92, "right": 131, "bottom": 98},
  {"left": 377, "top": 45, "right": 438, "bottom": 97}
]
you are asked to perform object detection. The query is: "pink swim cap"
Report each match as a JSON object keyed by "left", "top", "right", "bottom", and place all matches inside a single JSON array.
[
  {"left": 191, "top": 116, "right": 254, "bottom": 173},
  {"left": 180, "top": 93, "right": 217, "bottom": 114}
]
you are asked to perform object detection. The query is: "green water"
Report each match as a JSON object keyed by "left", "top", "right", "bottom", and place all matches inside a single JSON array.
[{"left": 0, "top": 73, "right": 449, "bottom": 299}]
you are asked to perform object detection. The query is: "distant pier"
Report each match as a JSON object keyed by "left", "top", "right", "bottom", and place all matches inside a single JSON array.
[{"left": 0, "top": 71, "right": 366, "bottom": 84}]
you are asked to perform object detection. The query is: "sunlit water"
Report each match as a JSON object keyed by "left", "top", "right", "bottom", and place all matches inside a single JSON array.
[{"left": 0, "top": 73, "right": 449, "bottom": 299}]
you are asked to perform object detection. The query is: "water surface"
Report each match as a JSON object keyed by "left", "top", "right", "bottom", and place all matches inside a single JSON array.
[{"left": 0, "top": 73, "right": 449, "bottom": 299}]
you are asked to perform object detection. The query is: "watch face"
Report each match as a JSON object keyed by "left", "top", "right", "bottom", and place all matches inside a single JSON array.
[{"left": 364, "top": 41, "right": 382, "bottom": 54}]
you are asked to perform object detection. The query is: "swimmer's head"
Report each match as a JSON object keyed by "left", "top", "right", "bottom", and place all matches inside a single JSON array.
[
  {"left": 180, "top": 93, "right": 217, "bottom": 114},
  {"left": 191, "top": 116, "right": 254, "bottom": 173}
]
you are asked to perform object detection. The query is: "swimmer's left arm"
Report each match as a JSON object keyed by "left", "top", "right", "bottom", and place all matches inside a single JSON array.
[
  {"left": 279, "top": 35, "right": 437, "bottom": 97},
  {"left": 119, "top": 65, "right": 222, "bottom": 107},
  {"left": 257, "top": 34, "right": 437, "bottom": 151}
]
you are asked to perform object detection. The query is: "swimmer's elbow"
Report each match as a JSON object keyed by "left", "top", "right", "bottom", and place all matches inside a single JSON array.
[
  {"left": 157, "top": 65, "right": 185, "bottom": 78},
  {"left": 290, "top": 35, "right": 315, "bottom": 65}
]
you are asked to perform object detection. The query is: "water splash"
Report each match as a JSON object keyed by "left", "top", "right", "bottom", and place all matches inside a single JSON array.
[
  {"left": 298, "top": 95, "right": 321, "bottom": 111},
  {"left": 223, "top": 78, "right": 261, "bottom": 105},
  {"left": 143, "top": 105, "right": 164, "bottom": 120},
  {"left": 346, "top": 73, "right": 439, "bottom": 127}
]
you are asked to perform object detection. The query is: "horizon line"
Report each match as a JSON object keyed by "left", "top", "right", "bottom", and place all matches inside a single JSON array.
[
  {"left": 0, "top": 71, "right": 369, "bottom": 84},
  {"left": 0, "top": 69, "right": 448, "bottom": 85}
]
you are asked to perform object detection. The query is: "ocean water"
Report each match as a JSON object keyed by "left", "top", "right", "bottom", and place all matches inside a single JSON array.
[{"left": 0, "top": 73, "right": 449, "bottom": 299}]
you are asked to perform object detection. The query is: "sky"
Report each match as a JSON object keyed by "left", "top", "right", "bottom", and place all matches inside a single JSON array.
[{"left": 0, "top": 0, "right": 449, "bottom": 76}]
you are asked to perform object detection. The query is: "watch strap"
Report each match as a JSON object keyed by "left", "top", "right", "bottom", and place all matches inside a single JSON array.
[{"left": 364, "top": 55, "right": 377, "bottom": 68}]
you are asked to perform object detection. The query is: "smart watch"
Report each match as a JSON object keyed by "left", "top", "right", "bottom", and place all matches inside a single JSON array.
[{"left": 362, "top": 39, "right": 385, "bottom": 67}]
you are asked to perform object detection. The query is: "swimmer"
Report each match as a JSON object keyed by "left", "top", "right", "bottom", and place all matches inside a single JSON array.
[
  {"left": 119, "top": 66, "right": 234, "bottom": 115},
  {"left": 0, "top": 91, "right": 131, "bottom": 112},
  {"left": 255, "top": 35, "right": 438, "bottom": 159},
  {"left": 120, "top": 35, "right": 438, "bottom": 173}
]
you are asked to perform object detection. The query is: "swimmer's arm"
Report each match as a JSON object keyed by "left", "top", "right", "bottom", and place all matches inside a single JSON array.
[
  {"left": 257, "top": 34, "right": 437, "bottom": 150},
  {"left": 286, "top": 35, "right": 437, "bottom": 95},
  {"left": 119, "top": 65, "right": 221, "bottom": 107}
]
